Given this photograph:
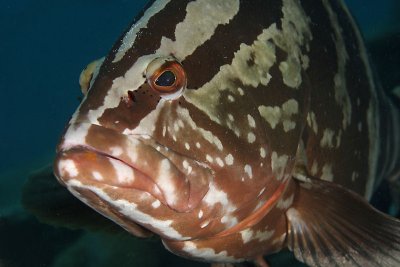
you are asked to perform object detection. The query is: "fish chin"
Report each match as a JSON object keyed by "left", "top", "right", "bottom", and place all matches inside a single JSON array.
[{"left": 54, "top": 125, "right": 212, "bottom": 213}]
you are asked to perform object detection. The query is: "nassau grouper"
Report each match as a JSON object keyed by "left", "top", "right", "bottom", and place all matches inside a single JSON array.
[{"left": 54, "top": 0, "right": 400, "bottom": 266}]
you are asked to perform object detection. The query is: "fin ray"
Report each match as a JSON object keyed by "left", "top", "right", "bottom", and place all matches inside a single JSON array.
[{"left": 286, "top": 177, "right": 400, "bottom": 267}]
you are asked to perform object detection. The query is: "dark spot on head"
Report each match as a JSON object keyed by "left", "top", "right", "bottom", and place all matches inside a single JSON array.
[{"left": 128, "top": 91, "right": 136, "bottom": 103}]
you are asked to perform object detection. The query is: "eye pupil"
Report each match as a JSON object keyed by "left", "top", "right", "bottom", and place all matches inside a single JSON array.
[{"left": 155, "top": 71, "right": 176, "bottom": 87}]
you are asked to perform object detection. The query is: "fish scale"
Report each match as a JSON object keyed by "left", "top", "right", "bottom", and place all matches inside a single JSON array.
[{"left": 54, "top": 0, "right": 400, "bottom": 266}]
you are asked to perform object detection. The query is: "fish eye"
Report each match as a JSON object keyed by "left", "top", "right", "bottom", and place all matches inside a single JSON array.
[{"left": 146, "top": 57, "right": 187, "bottom": 100}]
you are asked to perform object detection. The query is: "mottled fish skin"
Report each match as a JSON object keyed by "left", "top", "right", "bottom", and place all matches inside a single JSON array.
[{"left": 54, "top": 0, "right": 400, "bottom": 265}]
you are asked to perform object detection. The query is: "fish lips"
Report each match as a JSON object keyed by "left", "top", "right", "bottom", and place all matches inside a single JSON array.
[{"left": 54, "top": 125, "right": 212, "bottom": 213}]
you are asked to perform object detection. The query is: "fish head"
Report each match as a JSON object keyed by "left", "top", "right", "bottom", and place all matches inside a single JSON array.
[{"left": 54, "top": 0, "right": 310, "bottom": 242}]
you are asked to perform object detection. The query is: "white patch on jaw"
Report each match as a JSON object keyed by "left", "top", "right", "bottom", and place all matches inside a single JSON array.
[
  {"left": 157, "top": 0, "right": 240, "bottom": 61},
  {"left": 152, "top": 200, "right": 161, "bottom": 208},
  {"left": 320, "top": 128, "right": 335, "bottom": 148},
  {"left": 185, "top": 143, "right": 191, "bottom": 150},
  {"left": 244, "top": 165, "right": 253, "bottom": 179},
  {"left": 321, "top": 163, "right": 334, "bottom": 182},
  {"left": 67, "top": 179, "right": 187, "bottom": 240},
  {"left": 258, "top": 99, "right": 298, "bottom": 132},
  {"left": 196, "top": 142, "right": 201, "bottom": 149},
  {"left": 271, "top": 152, "right": 289, "bottom": 181},
  {"left": 110, "top": 159, "right": 135, "bottom": 184},
  {"left": 113, "top": 0, "right": 171, "bottom": 62},
  {"left": 58, "top": 159, "right": 79, "bottom": 177},
  {"left": 181, "top": 241, "right": 236, "bottom": 262},
  {"left": 92, "top": 171, "right": 104, "bottom": 181}
]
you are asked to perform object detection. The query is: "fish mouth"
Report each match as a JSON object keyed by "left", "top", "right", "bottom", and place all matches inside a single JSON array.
[{"left": 54, "top": 124, "right": 212, "bottom": 213}]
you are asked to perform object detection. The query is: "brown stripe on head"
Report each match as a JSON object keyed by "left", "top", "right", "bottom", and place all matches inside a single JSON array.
[
  {"left": 183, "top": 0, "right": 284, "bottom": 89},
  {"left": 75, "top": 0, "right": 193, "bottom": 122}
]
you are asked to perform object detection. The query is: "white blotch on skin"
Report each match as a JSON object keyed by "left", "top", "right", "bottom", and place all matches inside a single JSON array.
[
  {"left": 216, "top": 157, "right": 225, "bottom": 167},
  {"left": 152, "top": 200, "right": 161, "bottom": 208},
  {"left": 320, "top": 128, "right": 335, "bottom": 148},
  {"left": 276, "top": 194, "right": 294, "bottom": 209},
  {"left": 157, "top": 0, "right": 240, "bottom": 60},
  {"left": 321, "top": 164, "right": 334, "bottom": 182},
  {"left": 181, "top": 241, "right": 235, "bottom": 262},
  {"left": 185, "top": 143, "right": 191, "bottom": 150},
  {"left": 247, "top": 114, "right": 256, "bottom": 128},
  {"left": 311, "top": 161, "right": 318, "bottom": 176},
  {"left": 228, "top": 95, "right": 235, "bottom": 102},
  {"left": 258, "top": 99, "right": 298, "bottom": 131},
  {"left": 113, "top": 0, "right": 171, "bottom": 62},
  {"left": 228, "top": 114, "right": 234, "bottom": 121},
  {"left": 271, "top": 152, "right": 289, "bottom": 180},
  {"left": 244, "top": 165, "right": 253, "bottom": 179},
  {"left": 110, "top": 146, "right": 123, "bottom": 157},
  {"left": 206, "top": 155, "right": 214, "bottom": 163},
  {"left": 92, "top": 171, "right": 103, "bottom": 181},
  {"left": 110, "top": 159, "right": 135, "bottom": 184},
  {"left": 238, "top": 87, "right": 244, "bottom": 96},
  {"left": 225, "top": 154, "right": 234, "bottom": 165},
  {"left": 260, "top": 147, "right": 266, "bottom": 158},
  {"left": 200, "top": 220, "right": 210, "bottom": 228},
  {"left": 307, "top": 111, "right": 318, "bottom": 134},
  {"left": 183, "top": 160, "right": 189, "bottom": 170},
  {"left": 247, "top": 132, "right": 256, "bottom": 143},
  {"left": 198, "top": 210, "right": 204, "bottom": 219},
  {"left": 196, "top": 142, "right": 201, "bottom": 148},
  {"left": 240, "top": 228, "right": 275, "bottom": 244},
  {"left": 158, "top": 159, "right": 177, "bottom": 205}
]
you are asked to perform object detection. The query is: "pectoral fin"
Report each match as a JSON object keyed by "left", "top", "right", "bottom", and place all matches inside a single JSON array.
[{"left": 286, "top": 176, "right": 400, "bottom": 267}]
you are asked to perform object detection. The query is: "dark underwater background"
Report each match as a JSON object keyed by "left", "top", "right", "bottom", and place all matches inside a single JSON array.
[{"left": 0, "top": 1, "right": 399, "bottom": 266}]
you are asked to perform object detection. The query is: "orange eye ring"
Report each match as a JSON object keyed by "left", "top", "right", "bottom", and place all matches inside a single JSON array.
[{"left": 146, "top": 57, "right": 187, "bottom": 100}]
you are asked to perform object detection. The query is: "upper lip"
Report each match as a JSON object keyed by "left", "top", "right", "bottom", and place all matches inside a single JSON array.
[{"left": 55, "top": 125, "right": 212, "bottom": 213}]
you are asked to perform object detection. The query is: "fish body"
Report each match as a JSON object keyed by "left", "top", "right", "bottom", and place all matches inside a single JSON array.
[{"left": 54, "top": 0, "right": 400, "bottom": 266}]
